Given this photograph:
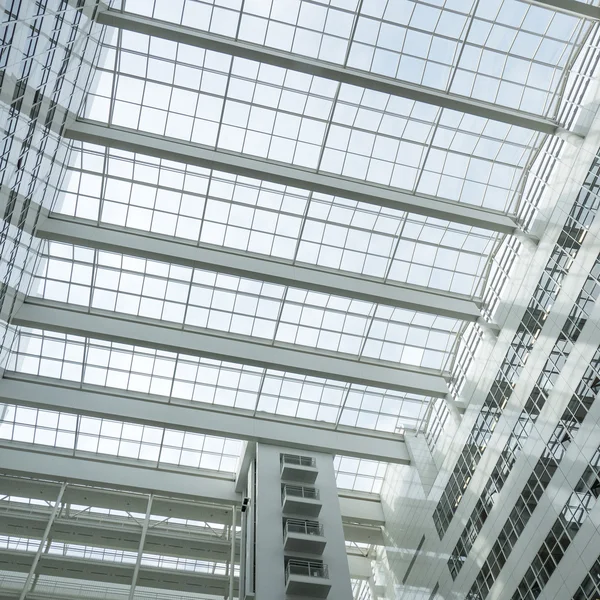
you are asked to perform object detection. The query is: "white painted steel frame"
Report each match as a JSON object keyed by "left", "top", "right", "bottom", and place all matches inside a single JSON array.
[
  {"left": 529, "top": 0, "right": 600, "bottom": 19},
  {"left": 0, "top": 507, "right": 374, "bottom": 577},
  {"left": 0, "top": 506, "right": 236, "bottom": 561},
  {"left": 0, "top": 475, "right": 232, "bottom": 525},
  {"left": 0, "top": 376, "right": 411, "bottom": 463},
  {"left": 0, "top": 452, "right": 385, "bottom": 527},
  {"left": 64, "top": 120, "right": 520, "bottom": 234},
  {"left": 128, "top": 494, "right": 152, "bottom": 600},
  {"left": 12, "top": 299, "right": 450, "bottom": 397},
  {"left": 18, "top": 483, "right": 66, "bottom": 600},
  {"left": 0, "top": 445, "right": 239, "bottom": 505},
  {"left": 96, "top": 10, "right": 559, "bottom": 134},
  {"left": 0, "top": 547, "right": 234, "bottom": 595},
  {"left": 37, "top": 215, "right": 483, "bottom": 322},
  {"left": 0, "top": 475, "right": 383, "bottom": 543}
]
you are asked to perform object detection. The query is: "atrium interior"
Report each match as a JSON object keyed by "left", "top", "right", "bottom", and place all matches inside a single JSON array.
[{"left": 1, "top": 0, "right": 600, "bottom": 599}]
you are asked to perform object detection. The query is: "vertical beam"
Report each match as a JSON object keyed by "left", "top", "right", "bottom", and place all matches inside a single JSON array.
[
  {"left": 129, "top": 494, "right": 153, "bottom": 600},
  {"left": 19, "top": 482, "right": 67, "bottom": 600},
  {"left": 228, "top": 505, "right": 237, "bottom": 600}
]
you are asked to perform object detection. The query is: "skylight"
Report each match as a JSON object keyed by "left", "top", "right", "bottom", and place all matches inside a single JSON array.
[{"left": 3, "top": 0, "right": 599, "bottom": 493}]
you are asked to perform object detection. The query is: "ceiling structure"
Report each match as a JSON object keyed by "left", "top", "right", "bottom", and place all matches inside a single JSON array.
[{"left": 3, "top": 0, "right": 600, "bottom": 497}]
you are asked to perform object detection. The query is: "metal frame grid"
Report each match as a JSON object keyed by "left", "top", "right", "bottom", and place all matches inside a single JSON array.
[
  {"left": 109, "top": 0, "right": 590, "bottom": 118},
  {"left": 82, "top": 22, "right": 546, "bottom": 211},
  {"left": 3, "top": 0, "right": 600, "bottom": 498},
  {"left": 31, "top": 240, "right": 462, "bottom": 371},
  {"left": 445, "top": 22, "right": 600, "bottom": 404},
  {"left": 6, "top": 327, "right": 432, "bottom": 434}
]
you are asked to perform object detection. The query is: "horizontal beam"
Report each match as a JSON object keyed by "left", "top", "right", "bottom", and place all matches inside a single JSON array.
[
  {"left": 12, "top": 300, "right": 449, "bottom": 397},
  {"left": 0, "top": 548, "right": 235, "bottom": 594},
  {"left": 338, "top": 494, "right": 385, "bottom": 527},
  {"left": 0, "top": 511, "right": 375, "bottom": 575},
  {"left": 0, "top": 509, "right": 236, "bottom": 562},
  {"left": 64, "top": 120, "right": 519, "bottom": 234},
  {"left": 0, "top": 474, "right": 236, "bottom": 525},
  {"left": 0, "top": 376, "right": 410, "bottom": 464},
  {"left": 37, "top": 216, "right": 482, "bottom": 322},
  {"left": 0, "top": 453, "right": 385, "bottom": 529},
  {"left": 0, "top": 445, "right": 239, "bottom": 505},
  {"left": 528, "top": 0, "right": 600, "bottom": 19},
  {"left": 97, "top": 10, "right": 557, "bottom": 134}
]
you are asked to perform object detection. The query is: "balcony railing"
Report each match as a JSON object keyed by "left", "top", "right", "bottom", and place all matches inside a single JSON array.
[
  {"left": 284, "top": 519, "right": 323, "bottom": 537},
  {"left": 285, "top": 559, "right": 329, "bottom": 581},
  {"left": 281, "top": 454, "right": 316, "bottom": 468},
  {"left": 281, "top": 484, "right": 319, "bottom": 501}
]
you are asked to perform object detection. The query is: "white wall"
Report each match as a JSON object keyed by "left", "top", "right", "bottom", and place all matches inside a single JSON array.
[
  {"left": 255, "top": 444, "right": 353, "bottom": 600},
  {"left": 376, "top": 78, "right": 600, "bottom": 600}
]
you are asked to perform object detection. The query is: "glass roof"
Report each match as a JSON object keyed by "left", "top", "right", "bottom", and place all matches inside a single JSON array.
[
  {"left": 4, "top": 0, "right": 599, "bottom": 492},
  {"left": 83, "top": 24, "right": 544, "bottom": 211},
  {"left": 114, "top": 0, "right": 588, "bottom": 117},
  {"left": 60, "top": 141, "right": 500, "bottom": 294}
]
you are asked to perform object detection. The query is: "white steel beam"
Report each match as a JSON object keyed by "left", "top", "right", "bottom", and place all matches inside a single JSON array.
[
  {"left": 0, "top": 453, "right": 385, "bottom": 530},
  {"left": 338, "top": 493, "right": 385, "bottom": 527},
  {"left": 0, "top": 476, "right": 235, "bottom": 526},
  {"left": 129, "top": 494, "right": 152, "bottom": 600},
  {"left": 0, "top": 545, "right": 370, "bottom": 589},
  {"left": 0, "top": 507, "right": 383, "bottom": 561},
  {"left": 12, "top": 300, "right": 450, "bottom": 397},
  {"left": 64, "top": 120, "right": 519, "bottom": 234},
  {"left": 528, "top": 0, "right": 600, "bottom": 19},
  {"left": 0, "top": 548, "right": 235, "bottom": 595},
  {"left": 96, "top": 10, "right": 558, "bottom": 134},
  {"left": 0, "top": 508, "right": 235, "bottom": 561},
  {"left": 18, "top": 483, "right": 66, "bottom": 600},
  {"left": 0, "top": 446, "right": 239, "bottom": 505},
  {"left": 37, "top": 215, "right": 483, "bottom": 322},
  {"left": 0, "top": 376, "right": 411, "bottom": 464},
  {"left": 227, "top": 506, "right": 236, "bottom": 600}
]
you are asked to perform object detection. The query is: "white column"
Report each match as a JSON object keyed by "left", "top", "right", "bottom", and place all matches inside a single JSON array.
[
  {"left": 227, "top": 504, "right": 236, "bottom": 600},
  {"left": 19, "top": 482, "right": 67, "bottom": 600},
  {"left": 129, "top": 493, "right": 153, "bottom": 600},
  {"left": 253, "top": 444, "right": 353, "bottom": 600}
]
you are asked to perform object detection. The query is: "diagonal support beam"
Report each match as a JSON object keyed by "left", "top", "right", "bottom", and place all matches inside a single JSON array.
[
  {"left": 64, "top": 120, "right": 519, "bottom": 234},
  {"left": 527, "top": 0, "right": 600, "bottom": 19},
  {"left": 12, "top": 299, "right": 449, "bottom": 397},
  {"left": 96, "top": 10, "right": 558, "bottom": 134},
  {"left": 0, "top": 376, "right": 411, "bottom": 464},
  {"left": 37, "top": 215, "right": 482, "bottom": 322}
]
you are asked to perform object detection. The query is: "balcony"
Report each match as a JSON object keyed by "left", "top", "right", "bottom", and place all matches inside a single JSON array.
[
  {"left": 281, "top": 454, "right": 318, "bottom": 483},
  {"left": 282, "top": 484, "right": 322, "bottom": 517},
  {"left": 284, "top": 519, "right": 326, "bottom": 554},
  {"left": 285, "top": 560, "right": 331, "bottom": 598}
]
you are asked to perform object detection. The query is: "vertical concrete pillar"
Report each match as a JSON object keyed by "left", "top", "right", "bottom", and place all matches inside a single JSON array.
[
  {"left": 404, "top": 433, "right": 439, "bottom": 498},
  {"left": 244, "top": 443, "right": 352, "bottom": 600}
]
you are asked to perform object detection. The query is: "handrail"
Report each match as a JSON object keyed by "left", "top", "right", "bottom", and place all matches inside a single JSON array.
[
  {"left": 281, "top": 454, "right": 316, "bottom": 467},
  {"left": 284, "top": 519, "right": 323, "bottom": 537},
  {"left": 285, "top": 559, "right": 329, "bottom": 580},
  {"left": 281, "top": 484, "right": 319, "bottom": 500}
]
